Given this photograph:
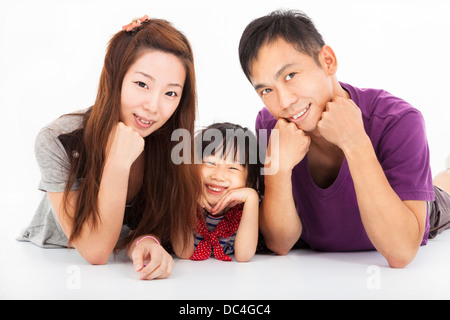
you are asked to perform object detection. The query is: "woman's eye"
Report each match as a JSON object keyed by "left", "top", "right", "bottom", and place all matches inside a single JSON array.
[
  {"left": 286, "top": 73, "right": 296, "bottom": 81},
  {"left": 135, "top": 81, "right": 148, "bottom": 89},
  {"left": 166, "top": 91, "right": 178, "bottom": 97}
]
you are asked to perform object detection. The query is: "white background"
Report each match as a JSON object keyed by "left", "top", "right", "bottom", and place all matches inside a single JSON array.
[
  {"left": 1, "top": 0, "right": 450, "bottom": 300},
  {"left": 0, "top": 0, "right": 449, "bottom": 229}
]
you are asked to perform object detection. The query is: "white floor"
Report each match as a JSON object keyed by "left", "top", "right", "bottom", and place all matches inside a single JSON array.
[{"left": 2, "top": 200, "right": 450, "bottom": 300}]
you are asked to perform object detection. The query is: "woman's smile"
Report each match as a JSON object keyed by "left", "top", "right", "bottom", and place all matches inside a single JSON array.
[{"left": 134, "top": 113, "right": 155, "bottom": 129}]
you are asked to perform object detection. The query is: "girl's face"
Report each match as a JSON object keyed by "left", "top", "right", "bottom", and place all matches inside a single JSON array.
[
  {"left": 201, "top": 153, "right": 248, "bottom": 206},
  {"left": 120, "top": 50, "right": 186, "bottom": 137}
]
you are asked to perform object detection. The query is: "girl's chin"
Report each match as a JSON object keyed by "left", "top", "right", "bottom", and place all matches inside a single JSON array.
[{"left": 205, "top": 199, "right": 218, "bottom": 207}]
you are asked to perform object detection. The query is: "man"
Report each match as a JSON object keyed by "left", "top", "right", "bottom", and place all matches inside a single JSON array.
[{"left": 238, "top": 10, "right": 450, "bottom": 268}]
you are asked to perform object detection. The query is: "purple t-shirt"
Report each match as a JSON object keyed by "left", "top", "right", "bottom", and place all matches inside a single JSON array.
[{"left": 255, "top": 82, "right": 435, "bottom": 252}]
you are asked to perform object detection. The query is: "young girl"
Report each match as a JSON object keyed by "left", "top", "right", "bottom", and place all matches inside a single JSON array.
[
  {"left": 17, "top": 16, "right": 201, "bottom": 280},
  {"left": 173, "top": 122, "right": 261, "bottom": 262}
]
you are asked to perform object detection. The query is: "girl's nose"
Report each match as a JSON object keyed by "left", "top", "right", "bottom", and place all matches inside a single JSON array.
[{"left": 211, "top": 168, "right": 227, "bottom": 182}]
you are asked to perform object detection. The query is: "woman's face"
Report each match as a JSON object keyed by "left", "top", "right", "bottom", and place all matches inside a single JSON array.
[{"left": 120, "top": 50, "right": 186, "bottom": 137}]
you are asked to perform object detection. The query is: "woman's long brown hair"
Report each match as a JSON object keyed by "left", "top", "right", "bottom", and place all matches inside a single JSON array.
[{"left": 62, "top": 19, "right": 201, "bottom": 252}]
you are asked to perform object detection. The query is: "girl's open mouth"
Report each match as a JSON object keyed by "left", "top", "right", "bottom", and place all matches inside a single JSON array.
[{"left": 205, "top": 184, "right": 227, "bottom": 195}]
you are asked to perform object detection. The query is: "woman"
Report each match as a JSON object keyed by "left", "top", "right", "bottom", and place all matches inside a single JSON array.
[{"left": 18, "top": 16, "right": 201, "bottom": 280}]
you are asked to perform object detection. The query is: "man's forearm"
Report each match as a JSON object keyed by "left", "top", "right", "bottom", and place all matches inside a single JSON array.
[
  {"left": 343, "top": 137, "right": 426, "bottom": 268},
  {"left": 260, "top": 168, "right": 302, "bottom": 255}
]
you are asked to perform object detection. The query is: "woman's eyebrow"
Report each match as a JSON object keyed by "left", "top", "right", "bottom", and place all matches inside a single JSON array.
[
  {"left": 136, "top": 71, "right": 183, "bottom": 88},
  {"left": 136, "top": 71, "right": 154, "bottom": 80}
]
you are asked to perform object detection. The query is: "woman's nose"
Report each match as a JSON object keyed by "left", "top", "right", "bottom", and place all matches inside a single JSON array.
[{"left": 142, "top": 93, "right": 159, "bottom": 113}]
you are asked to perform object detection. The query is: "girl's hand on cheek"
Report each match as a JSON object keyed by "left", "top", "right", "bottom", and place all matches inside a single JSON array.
[
  {"left": 210, "top": 188, "right": 258, "bottom": 216},
  {"left": 198, "top": 194, "right": 213, "bottom": 212}
]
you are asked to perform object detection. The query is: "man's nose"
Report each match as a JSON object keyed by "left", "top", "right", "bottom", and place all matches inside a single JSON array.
[{"left": 278, "top": 87, "right": 298, "bottom": 111}]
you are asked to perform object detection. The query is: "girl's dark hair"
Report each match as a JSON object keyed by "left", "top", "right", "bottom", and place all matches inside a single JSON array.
[
  {"left": 238, "top": 9, "right": 325, "bottom": 81},
  {"left": 195, "top": 122, "right": 260, "bottom": 190}
]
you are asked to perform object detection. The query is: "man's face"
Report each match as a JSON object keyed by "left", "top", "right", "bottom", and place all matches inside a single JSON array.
[{"left": 250, "top": 37, "right": 335, "bottom": 133}]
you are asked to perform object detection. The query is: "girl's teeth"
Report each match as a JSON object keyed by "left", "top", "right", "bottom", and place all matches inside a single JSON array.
[{"left": 207, "top": 185, "right": 223, "bottom": 192}]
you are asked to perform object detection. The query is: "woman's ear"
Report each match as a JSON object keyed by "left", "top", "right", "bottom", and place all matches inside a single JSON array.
[{"left": 319, "top": 45, "right": 338, "bottom": 76}]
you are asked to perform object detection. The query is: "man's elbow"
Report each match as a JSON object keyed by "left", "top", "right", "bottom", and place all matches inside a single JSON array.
[
  {"left": 262, "top": 229, "right": 300, "bottom": 256},
  {"left": 387, "top": 256, "right": 413, "bottom": 269},
  {"left": 266, "top": 240, "right": 294, "bottom": 256},
  {"left": 385, "top": 249, "right": 418, "bottom": 269}
]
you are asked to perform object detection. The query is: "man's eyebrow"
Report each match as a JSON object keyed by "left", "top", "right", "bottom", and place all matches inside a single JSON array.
[
  {"left": 253, "top": 63, "right": 296, "bottom": 91},
  {"left": 136, "top": 71, "right": 183, "bottom": 88},
  {"left": 275, "top": 63, "right": 295, "bottom": 79},
  {"left": 253, "top": 83, "right": 267, "bottom": 91}
]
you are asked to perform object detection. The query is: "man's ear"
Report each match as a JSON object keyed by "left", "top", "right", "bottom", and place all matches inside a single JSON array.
[{"left": 319, "top": 45, "right": 338, "bottom": 76}]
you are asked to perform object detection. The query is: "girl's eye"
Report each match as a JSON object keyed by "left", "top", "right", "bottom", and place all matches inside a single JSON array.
[
  {"left": 286, "top": 73, "right": 296, "bottom": 81},
  {"left": 229, "top": 163, "right": 244, "bottom": 171},
  {"left": 261, "top": 88, "right": 272, "bottom": 95},
  {"left": 166, "top": 91, "right": 178, "bottom": 97},
  {"left": 135, "top": 81, "right": 148, "bottom": 89},
  {"left": 204, "top": 161, "right": 215, "bottom": 166}
]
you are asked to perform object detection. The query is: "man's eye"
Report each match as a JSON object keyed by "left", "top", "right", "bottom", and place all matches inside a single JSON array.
[
  {"left": 286, "top": 73, "right": 296, "bottom": 81},
  {"left": 261, "top": 88, "right": 272, "bottom": 95}
]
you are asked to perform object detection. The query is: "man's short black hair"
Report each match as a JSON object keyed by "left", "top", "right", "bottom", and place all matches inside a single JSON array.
[{"left": 238, "top": 9, "right": 325, "bottom": 81}]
